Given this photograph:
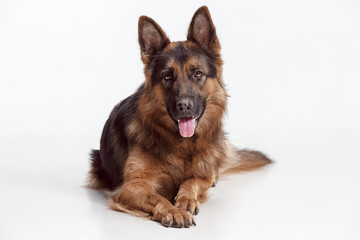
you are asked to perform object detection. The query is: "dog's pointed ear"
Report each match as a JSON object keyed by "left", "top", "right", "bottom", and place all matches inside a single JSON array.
[
  {"left": 138, "top": 16, "right": 170, "bottom": 64},
  {"left": 187, "top": 6, "right": 220, "bottom": 53}
]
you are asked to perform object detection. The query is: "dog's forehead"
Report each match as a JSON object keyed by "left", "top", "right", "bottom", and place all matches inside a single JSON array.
[
  {"left": 148, "top": 41, "right": 217, "bottom": 86},
  {"left": 164, "top": 42, "right": 190, "bottom": 65},
  {"left": 163, "top": 42, "right": 210, "bottom": 70}
]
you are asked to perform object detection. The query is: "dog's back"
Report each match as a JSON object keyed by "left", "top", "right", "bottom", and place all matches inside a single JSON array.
[{"left": 89, "top": 85, "right": 145, "bottom": 190}]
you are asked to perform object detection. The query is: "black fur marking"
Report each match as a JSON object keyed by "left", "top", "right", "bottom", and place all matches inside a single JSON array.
[
  {"left": 91, "top": 84, "right": 145, "bottom": 190},
  {"left": 166, "top": 43, "right": 189, "bottom": 66},
  {"left": 149, "top": 52, "right": 170, "bottom": 87},
  {"left": 89, "top": 149, "right": 111, "bottom": 188}
]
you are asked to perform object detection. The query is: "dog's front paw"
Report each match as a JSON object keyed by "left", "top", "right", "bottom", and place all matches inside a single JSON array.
[
  {"left": 174, "top": 196, "right": 200, "bottom": 215},
  {"left": 152, "top": 206, "right": 195, "bottom": 228}
]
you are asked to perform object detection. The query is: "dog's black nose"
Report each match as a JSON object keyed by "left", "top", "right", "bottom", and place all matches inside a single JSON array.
[{"left": 176, "top": 98, "right": 193, "bottom": 113}]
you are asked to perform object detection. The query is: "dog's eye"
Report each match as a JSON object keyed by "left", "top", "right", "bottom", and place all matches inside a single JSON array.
[
  {"left": 163, "top": 73, "right": 173, "bottom": 81},
  {"left": 194, "top": 71, "right": 203, "bottom": 79}
]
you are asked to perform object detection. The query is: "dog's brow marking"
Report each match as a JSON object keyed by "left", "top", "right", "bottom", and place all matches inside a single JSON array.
[{"left": 167, "top": 42, "right": 190, "bottom": 67}]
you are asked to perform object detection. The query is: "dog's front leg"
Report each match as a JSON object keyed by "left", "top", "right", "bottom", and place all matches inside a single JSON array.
[
  {"left": 174, "top": 177, "right": 213, "bottom": 215},
  {"left": 110, "top": 179, "right": 195, "bottom": 228}
]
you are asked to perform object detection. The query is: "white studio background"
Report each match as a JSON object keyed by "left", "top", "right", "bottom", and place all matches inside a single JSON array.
[{"left": 0, "top": 0, "right": 360, "bottom": 240}]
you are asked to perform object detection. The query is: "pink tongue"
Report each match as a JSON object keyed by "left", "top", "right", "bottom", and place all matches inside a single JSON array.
[{"left": 178, "top": 117, "right": 196, "bottom": 137}]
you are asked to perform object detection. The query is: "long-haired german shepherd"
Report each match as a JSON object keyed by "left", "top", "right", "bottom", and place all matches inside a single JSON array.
[{"left": 88, "top": 6, "right": 271, "bottom": 228}]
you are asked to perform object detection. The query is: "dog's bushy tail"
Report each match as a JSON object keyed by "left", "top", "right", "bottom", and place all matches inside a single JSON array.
[
  {"left": 88, "top": 149, "right": 109, "bottom": 190},
  {"left": 220, "top": 141, "right": 272, "bottom": 175}
]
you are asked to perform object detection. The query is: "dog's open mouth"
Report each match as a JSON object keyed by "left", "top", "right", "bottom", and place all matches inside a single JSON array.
[{"left": 177, "top": 117, "right": 197, "bottom": 138}]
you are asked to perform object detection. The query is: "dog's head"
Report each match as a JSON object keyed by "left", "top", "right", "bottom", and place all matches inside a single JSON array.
[{"left": 138, "top": 6, "right": 227, "bottom": 138}]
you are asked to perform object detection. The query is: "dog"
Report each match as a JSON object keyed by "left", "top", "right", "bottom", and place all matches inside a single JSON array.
[{"left": 88, "top": 6, "right": 271, "bottom": 228}]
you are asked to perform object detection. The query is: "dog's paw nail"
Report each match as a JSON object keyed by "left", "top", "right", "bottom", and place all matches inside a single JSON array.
[
  {"left": 192, "top": 219, "right": 197, "bottom": 226},
  {"left": 194, "top": 207, "right": 199, "bottom": 215},
  {"left": 184, "top": 218, "right": 192, "bottom": 228},
  {"left": 163, "top": 220, "right": 172, "bottom": 227}
]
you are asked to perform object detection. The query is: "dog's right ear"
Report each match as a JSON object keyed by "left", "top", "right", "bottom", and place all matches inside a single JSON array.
[{"left": 138, "top": 16, "right": 169, "bottom": 64}]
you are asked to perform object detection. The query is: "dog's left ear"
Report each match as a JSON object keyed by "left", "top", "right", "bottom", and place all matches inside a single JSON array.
[
  {"left": 138, "top": 16, "right": 170, "bottom": 64},
  {"left": 187, "top": 6, "right": 220, "bottom": 53}
]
